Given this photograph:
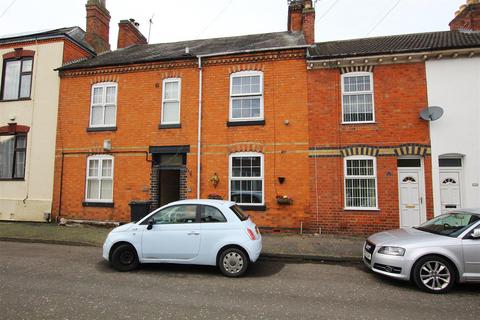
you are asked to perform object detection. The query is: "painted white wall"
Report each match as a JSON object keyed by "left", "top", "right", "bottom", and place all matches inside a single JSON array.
[
  {"left": 0, "top": 41, "right": 64, "bottom": 221},
  {"left": 426, "top": 57, "right": 480, "bottom": 215}
]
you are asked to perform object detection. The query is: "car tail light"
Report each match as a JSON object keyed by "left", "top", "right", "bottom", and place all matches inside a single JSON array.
[{"left": 246, "top": 228, "right": 256, "bottom": 240}]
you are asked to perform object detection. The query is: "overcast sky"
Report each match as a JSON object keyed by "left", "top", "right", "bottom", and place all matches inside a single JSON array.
[{"left": 0, "top": 0, "right": 466, "bottom": 48}]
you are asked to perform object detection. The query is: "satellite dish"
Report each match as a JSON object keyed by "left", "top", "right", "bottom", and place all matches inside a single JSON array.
[{"left": 420, "top": 106, "right": 444, "bottom": 121}]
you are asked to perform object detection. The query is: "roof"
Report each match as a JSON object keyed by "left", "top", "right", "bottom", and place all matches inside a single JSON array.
[
  {"left": 0, "top": 27, "right": 95, "bottom": 54},
  {"left": 60, "top": 31, "right": 307, "bottom": 71},
  {"left": 308, "top": 30, "right": 480, "bottom": 60}
]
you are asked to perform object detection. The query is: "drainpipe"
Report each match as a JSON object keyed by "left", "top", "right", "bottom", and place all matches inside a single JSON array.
[{"left": 196, "top": 56, "right": 203, "bottom": 199}]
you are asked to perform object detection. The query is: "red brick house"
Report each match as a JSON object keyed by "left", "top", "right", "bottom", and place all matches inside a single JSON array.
[
  {"left": 306, "top": 24, "right": 480, "bottom": 234},
  {"left": 52, "top": 0, "right": 315, "bottom": 231}
]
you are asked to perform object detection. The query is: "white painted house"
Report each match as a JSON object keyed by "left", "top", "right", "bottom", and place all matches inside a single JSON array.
[
  {"left": 427, "top": 1, "right": 480, "bottom": 215},
  {"left": 0, "top": 28, "right": 94, "bottom": 221},
  {"left": 427, "top": 56, "right": 480, "bottom": 215}
]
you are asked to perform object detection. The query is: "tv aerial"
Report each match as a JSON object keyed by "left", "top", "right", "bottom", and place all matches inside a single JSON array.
[{"left": 420, "top": 106, "right": 444, "bottom": 121}]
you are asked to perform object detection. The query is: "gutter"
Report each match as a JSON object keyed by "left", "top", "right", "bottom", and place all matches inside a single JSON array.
[{"left": 196, "top": 56, "right": 203, "bottom": 199}]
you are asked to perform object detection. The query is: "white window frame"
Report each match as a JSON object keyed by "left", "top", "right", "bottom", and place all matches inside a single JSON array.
[
  {"left": 344, "top": 155, "right": 378, "bottom": 210},
  {"left": 85, "top": 155, "right": 114, "bottom": 203},
  {"left": 229, "top": 71, "right": 264, "bottom": 122},
  {"left": 228, "top": 152, "right": 265, "bottom": 206},
  {"left": 89, "top": 82, "right": 118, "bottom": 128},
  {"left": 161, "top": 78, "right": 181, "bottom": 125},
  {"left": 341, "top": 72, "right": 375, "bottom": 124}
]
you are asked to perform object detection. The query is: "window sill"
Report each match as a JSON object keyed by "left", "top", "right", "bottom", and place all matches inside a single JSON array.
[
  {"left": 86, "top": 127, "right": 117, "bottom": 132},
  {"left": 0, "top": 178, "right": 25, "bottom": 181},
  {"left": 240, "top": 205, "right": 266, "bottom": 212},
  {"left": 159, "top": 124, "right": 181, "bottom": 129},
  {"left": 227, "top": 120, "right": 265, "bottom": 127},
  {"left": 82, "top": 202, "right": 114, "bottom": 208},
  {"left": 341, "top": 121, "right": 376, "bottom": 125},
  {"left": 0, "top": 98, "right": 31, "bottom": 103},
  {"left": 343, "top": 207, "right": 380, "bottom": 212}
]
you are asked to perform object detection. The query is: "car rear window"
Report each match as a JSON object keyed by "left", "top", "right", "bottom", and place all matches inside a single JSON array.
[{"left": 230, "top": 205, "right": 249, "bottom": 221}]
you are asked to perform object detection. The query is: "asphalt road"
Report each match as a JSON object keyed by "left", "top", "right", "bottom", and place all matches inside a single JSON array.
[{"left": 0, "top": 241, "right": 479, "bottom": 320}]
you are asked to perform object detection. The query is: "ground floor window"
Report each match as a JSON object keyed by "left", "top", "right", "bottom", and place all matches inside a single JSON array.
[
  {"left": 344, "top": 156, "right": 377, "bottom": 209},
  {"left": 85, "top": 155, "right": 114, "bottom": 202},
  {"left": 229, "top": 152, "right": 264, "bottom": 205},
  {"left": 0, "top": 133, "right": 26, "bottom": 179}
]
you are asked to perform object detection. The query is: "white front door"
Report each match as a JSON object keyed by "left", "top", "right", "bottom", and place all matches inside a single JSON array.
[
  {"left": 398, "top": 170, "right": 422, "bottom": 227},
  {"left": 439, "top": 171, "right": 462, "bottom": 214}
]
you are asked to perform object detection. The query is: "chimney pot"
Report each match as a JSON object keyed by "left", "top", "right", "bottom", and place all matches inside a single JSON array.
[{"left": 450, "top": 0, "right": 480, "bottom": 31}]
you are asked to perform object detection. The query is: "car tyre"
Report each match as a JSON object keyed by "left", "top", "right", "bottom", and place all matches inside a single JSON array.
[
  {"left": 218, "top": 248, "right": 249, "bottom": 277},
  {"left": 111, "top": 244, "right": 140, "bottom": 272},
  {"left": 412, "top": 255, "right": 456, "bottom": 294}
]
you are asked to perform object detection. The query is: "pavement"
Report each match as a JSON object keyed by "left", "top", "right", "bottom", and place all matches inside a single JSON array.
[
  {"left": 1, "top": 241, "right": 479, "bottom": 320},
  {"left": 0, "top": 221, "right": 365, "bottom": 263}
]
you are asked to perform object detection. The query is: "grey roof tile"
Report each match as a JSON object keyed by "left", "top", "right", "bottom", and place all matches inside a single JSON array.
[
  {"left": 308, "top": 30, "right": 480, "bottom": 59},
  {"left": 0, "top": 27, "right": 95, "bottom": 53},
  {"left": 60, "top": 31, "right": 307, "bottom": 70}
]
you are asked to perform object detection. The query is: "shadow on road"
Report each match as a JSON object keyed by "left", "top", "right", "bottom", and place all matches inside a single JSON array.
[
  {"left": 95, "top": 259, "right": 285, "bottom": 278},
  {"left": 355, "top": 262, "right": 480, "bottom": 295}
]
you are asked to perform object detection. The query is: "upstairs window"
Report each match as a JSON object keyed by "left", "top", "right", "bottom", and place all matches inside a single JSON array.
[
  {"left": 230, "top": 71, "right": 263, "bottom": 121},
  {"left": 341, "top": 72, "right": 375, "bottom": 123},
  {"left": 0, "top": 133, "right": 27, "bottom": 180},
  {"left": 344, "top": 156, "right": 378, "bottom": 210},
  {"left": 85, "top": 155, "right": 114, "bottom": 203},
  {"left": 90, "top": 82, "right": 117, "bottom": 128},
  {"left": 2, "top": 58, "right": 33, "bottom": 100},
  {"left": 161, "top": 78, "right": 181, "bottom": 125}
]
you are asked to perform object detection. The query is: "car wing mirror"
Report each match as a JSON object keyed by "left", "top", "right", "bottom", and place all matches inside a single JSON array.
[
  {"left": 147, "top": 219, "right": 155, "bottom": 230},
  {"left": 471, "top": 228, "right": 480, "bottom": 239}
]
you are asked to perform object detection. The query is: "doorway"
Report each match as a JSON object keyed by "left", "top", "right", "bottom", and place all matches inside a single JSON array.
[
  {"left": 159, "top": 169, "right": 180, "bottom": 206},
  {"left": 439, "top": 157, "right": 463, "bottom": 214},
  {"left": 397, "top": 158, "right": 426, "bottom": 227}
]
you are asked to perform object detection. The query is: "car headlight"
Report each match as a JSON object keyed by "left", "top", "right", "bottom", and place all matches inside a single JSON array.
[{"left": 378, "top": 246, "right": 405, "bottom": 256}]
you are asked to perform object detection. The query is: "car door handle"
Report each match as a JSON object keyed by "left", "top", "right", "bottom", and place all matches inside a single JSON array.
[{"left": 187, "top": 231, "right": 200, "bottom": 236}]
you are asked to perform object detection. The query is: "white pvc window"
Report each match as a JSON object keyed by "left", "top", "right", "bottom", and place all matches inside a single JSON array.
[
  {"left": 344, "top": 156, "right": 378, "bottom": 210},
  {"left": 341, "top": 72, "right": 375, "bottom": 123},
  {"left": 161, "top": 78, "right": 181, "bottom": 124},
  {"left": 229, "top": 152, "right": 264, "bottom": 205},
  {"left": 85, "top": 155, "right": 114, "bottom": 202},
  {"left": 90, "top": 82, "right": 117, "bottom": 127},
  {"left": 230, "top": 71, "right": 264, "bottom": 121}
]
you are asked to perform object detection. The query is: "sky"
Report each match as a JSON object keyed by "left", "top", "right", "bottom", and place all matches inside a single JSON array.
[{"left": 0, "top": 0, "right": 466, "bottom": 49}]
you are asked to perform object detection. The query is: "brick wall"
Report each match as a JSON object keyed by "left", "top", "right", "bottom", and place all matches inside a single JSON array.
[
  {"left": 53, "top": 51, "right": 311, "bottom": 230},
  {"left": 307, "top": 62, "right": 433, "bottom": 235}
]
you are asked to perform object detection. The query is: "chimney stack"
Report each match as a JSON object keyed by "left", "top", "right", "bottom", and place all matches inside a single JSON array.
[
  {"left": 85, "top": 0, "right": 111, "bottom": 53},
  {"left": 450, "top": 0, "right": 480, "bottom": 31},
  {"left": 117, "top": 19, "right": 148, "bottom": 49},
  {"left": 287, "top": 0, "right": 315, "bottom": 45}
]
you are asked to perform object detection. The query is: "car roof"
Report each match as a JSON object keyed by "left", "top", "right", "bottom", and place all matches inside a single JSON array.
[
  {"left": 165, "top": 199, "right": 236, "bottom": 208},
  {"left": 449, "top": 208, "right": 480, "bottom": 215}
]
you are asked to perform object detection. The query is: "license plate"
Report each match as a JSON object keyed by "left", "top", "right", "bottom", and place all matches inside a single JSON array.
[{"left": 364, "top": 250, "right": 372, "bottom": 260}]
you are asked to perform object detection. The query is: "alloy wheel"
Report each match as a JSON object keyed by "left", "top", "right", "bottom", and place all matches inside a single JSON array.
[{"left": 419, "top": 260, "right": 451, "bottom": 291}]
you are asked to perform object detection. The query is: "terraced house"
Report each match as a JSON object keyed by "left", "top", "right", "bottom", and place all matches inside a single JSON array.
[
  {"left": 0, "top": 27, "right": 94, "bottom": 222},
  {"left": 50, "top": 0, "right": 480, "bottom": 235},
  {"left": 306, "top": 0, "right": 480, "bottom": 235},
  {"left": 52, "top": 0, "right": 314, "bottom": 231}
]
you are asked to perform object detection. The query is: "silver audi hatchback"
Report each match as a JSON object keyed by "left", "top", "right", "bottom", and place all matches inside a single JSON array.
[{"left": 364, "top": 209, "right": 480, "bottom": 293}]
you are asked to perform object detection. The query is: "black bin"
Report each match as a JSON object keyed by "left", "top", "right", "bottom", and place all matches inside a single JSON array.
[{"left": 129, "top": 200, "right": 153, "bottom": 222}]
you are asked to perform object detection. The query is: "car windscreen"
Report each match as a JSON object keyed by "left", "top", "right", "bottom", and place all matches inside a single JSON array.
[
  {"left": 230, "top": 205, "right": 249, "bottom": 221},
  {"left": 415, "top": 212, "right": 480, "bottom": 238}
]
